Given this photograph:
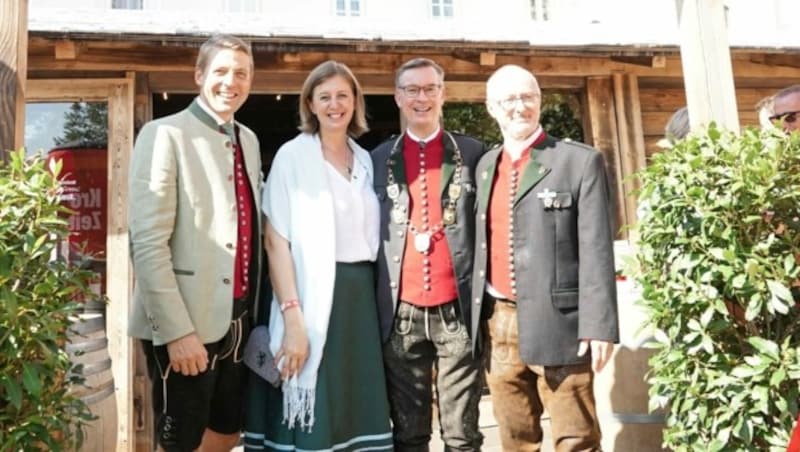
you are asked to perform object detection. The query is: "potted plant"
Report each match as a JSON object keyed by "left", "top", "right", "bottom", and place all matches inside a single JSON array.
[{"left": 629, "top": 125, "right": 800, "bottom": 451}]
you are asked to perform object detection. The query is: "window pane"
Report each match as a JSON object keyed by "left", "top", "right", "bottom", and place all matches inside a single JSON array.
[
  {"left": 350, "top": 0, "right": 360, "bottom": 15},
  {"left": 112, "top": 0, "right": 143, "bottom": 9},
  {"left": 336, "top": 0, "right": 345, "bottom": 15},
  {"left": 25, "top": 101, "right": 109, "bottom": 294}
]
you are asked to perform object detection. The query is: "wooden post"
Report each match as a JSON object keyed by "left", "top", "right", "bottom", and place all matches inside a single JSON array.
[
  {"left": 585, "top": 76, "right": 626, "bottom": 238},
  {"left": 612, "top": 73, "right": 647, "bottom": 226},
  {"left": 676, "top": 0, "right": 739, "bottom": 133},
  {"left": 0, "top": 0, "right": 28, "bottom": 159},
  {"left": 106, "top": 74, "right": 135, "bottom": 452}
]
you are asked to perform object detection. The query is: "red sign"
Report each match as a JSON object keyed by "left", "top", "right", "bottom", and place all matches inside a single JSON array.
[{"left": 47, "top": 148, "right": 107, "bottom": 261}]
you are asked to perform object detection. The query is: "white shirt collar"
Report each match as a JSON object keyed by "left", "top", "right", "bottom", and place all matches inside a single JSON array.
[
  {"left": 196, "top": 96, "right": 233, "bottom": 126},
  {"left": 406, "top": 126, "right": 441, "bottom": 144},
  {"left": 504, "top": 126, "right": 543, "bottom": 161}
]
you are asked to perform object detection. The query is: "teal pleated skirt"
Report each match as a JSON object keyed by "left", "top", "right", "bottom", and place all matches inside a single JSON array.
[{"left": 243, "top": 262, "right": 393, "bottom": 451}]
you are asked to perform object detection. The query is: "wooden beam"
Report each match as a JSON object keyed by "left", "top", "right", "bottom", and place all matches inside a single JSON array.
[
  {"left": 479, "top": 52, "right": 496, "bottom": 67},
  {"left": 27, "top": 78, "right": 129, "bottom": 101},
  {"left": 749, "top": 54, "right": 800, "bottom": 70},
  {"left": 55, "top": 40, "right": 78, "bottom": 60},
  {"left": 0, "top": 0, "right": 28, "bottom": 159},
  {"left": 585, "top": 76, "right": 625, "bottom": 238},
  {"left": 610, "top": 55, "right": 661, "bottom": 68},
  {"left": 106, "top": 75, "right": 135, "bottom": 452},
  {"left": 677, "top": 0, "right": 739, "bottom": 133},
  {"left": 612, "top": 73, "right": 647, "bottom": 229}
]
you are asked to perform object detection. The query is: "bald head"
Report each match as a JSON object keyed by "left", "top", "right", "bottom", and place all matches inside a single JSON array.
[
  {"left": 485, "top": 65, "right": 542, "bottom": 142},
  {"left": 486, "top": 65, "right": 541, "bottom": 101}
]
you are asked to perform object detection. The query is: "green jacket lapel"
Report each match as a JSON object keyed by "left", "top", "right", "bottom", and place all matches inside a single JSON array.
[
  {"left": 514, "top": 137, "right": 552, "bottom": 205},
  {"left": 477, "top": 147, "right": 501, "bottom": 212}
]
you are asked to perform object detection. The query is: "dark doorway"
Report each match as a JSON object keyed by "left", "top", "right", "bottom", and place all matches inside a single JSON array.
[{"left": 153, "top": 93, "right": 399, "bottom": 176}]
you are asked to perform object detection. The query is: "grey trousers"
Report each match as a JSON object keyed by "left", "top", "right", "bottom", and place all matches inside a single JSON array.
[{"left": 383, "top": 299, "right": 483, "bottom": 452}]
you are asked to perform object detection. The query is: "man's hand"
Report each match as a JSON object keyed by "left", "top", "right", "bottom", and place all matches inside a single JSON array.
[
  {"left": 166, "top": 333, "right": 208, "bottom": 376},
  {"left": 577, "top": 339, "right": 614, "bottom": 373}
]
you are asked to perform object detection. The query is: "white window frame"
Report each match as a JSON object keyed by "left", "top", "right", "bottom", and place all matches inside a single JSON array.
[
  {"left": 431, "top": 0, "right": 454, "bottom": 18},
  {"left": 530, "top": 0, "right": 549, "bottom": 21},
  {"left": 335, "top": 0, "right": 361, "bottom": 17}
]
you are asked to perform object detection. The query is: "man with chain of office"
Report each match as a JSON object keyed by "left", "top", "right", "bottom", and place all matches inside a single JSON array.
[{"left": 371, "top": 57, "right": 486, "bottom": 451}]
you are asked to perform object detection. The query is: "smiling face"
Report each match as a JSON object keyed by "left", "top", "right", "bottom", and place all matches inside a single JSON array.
[
  {"left": 194, "top": 48, "right": 253, "bottom": 123},
  {"left": 395, "top": 65, "right": 445, "bottom": 137},
  {"left": 486, "top": 65, "right": 542, "bottom": 142},
  {"left": 308, "top": 75, "right": 355, "bottom": 135}
]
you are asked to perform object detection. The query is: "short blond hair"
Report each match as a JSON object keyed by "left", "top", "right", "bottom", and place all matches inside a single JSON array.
[
  {"left": 195, "top": 34, "right": 253, "bottom": 74},
  {"left": 298, "top": 60, "right": 368, "bottom": 137}
]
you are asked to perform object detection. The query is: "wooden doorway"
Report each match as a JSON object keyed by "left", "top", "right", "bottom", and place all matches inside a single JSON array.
[{"left": 26, "top": 76, "right": 135, "bottom": 451}]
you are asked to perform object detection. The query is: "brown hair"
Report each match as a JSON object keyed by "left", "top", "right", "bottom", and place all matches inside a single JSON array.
[
  {"left": 195, "top": 34, "right": 254, "bottom": 74},
  {"left": 394, "top": 58, "right": 445, "bottom": 87},
  {"left": 299, "top": 60, "right": 368, "bottom": 137}
]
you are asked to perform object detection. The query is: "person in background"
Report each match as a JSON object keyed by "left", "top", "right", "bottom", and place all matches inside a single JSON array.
[
  {"left": 756, "top": 95, "right": 776, "bottom": 129},
  {"left": 770, "top": 85, "right": 800, "bottom": 133},
  {"left": 243, "top": 60, "right": 393, "bottom": 452},
  {"left": 472, "top": 64, "right": 619, "bottom": 451},
  {"left": 665, "top": 106, "right": 690, "bottom": 143},
  {"left": 371, "top": 57, "right": 485, "bottom": 451},
  {"left": 129, "top": 34, "right": 261, "bottom": 452}
]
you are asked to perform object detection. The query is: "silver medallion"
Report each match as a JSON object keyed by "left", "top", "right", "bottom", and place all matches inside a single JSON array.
[
  {"left": 387, "top": 183, "right": 400, "bottom": 200},
  {"left": 448, "top": 183, "right": 462, "bottom": 200},
  {"left": 391, "top": 207, "right": 407, "bottom": 224},
  {"left": 442, "top": 207, "right": 456, "bottom": 225},
  {"left": 414, "top": 232, "right": 431, "bottom": 253}
]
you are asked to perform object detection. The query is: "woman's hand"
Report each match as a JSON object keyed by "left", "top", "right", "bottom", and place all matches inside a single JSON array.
[{"left": 274, "top": 308, "right": 309, "bottom": 379}]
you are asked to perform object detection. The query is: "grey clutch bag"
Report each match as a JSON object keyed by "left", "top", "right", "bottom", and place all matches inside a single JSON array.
[{"left": 243, "top": 325, "right": 281, "bottom": 387}]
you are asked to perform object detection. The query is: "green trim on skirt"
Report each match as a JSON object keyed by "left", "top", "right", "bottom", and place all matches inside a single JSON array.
[{"left": 244, "top": 262, "right": 394, "bottom": 451}]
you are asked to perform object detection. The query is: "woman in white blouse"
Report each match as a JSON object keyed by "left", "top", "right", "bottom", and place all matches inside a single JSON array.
[{"left": 243, "top": 61, "right": 393, "bottom": 451}]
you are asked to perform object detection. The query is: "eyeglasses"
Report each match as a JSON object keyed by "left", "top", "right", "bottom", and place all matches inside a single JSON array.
[
  {"left": 769, "top": 110, "right": 800, "bottom": 124},
  {"left": 398, "top": 84, "right": 442, "bottom": 98},
  {"left": 492, "top": 93, "right": 540, "bottom": 110}
]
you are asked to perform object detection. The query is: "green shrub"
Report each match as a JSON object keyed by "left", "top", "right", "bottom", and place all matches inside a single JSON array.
[
  {"left": 630, "top": 125, "right": 800, "bottom": 451},
  {"left": 0, "top": 149, "right": 97, "bottom": 450}
]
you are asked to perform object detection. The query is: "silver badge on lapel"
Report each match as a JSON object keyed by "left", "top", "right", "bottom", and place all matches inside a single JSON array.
[
  {"left": 387, "top": 183, "right": 400, "bottom": 200},
  {"left": 481, "top": 170, "right": 488, "bottom": 180},
  {"left": 537, "top": 188, "right": 557, "bottom": 208},
  {"left": 443, "top": 207, "right": 456, "bottom": 225},
  {"left": 391, "top": 207, "right": 407, "bottom": 224},
  {"left": 448, "top": 183, "right": 462, "bottom": 200}
]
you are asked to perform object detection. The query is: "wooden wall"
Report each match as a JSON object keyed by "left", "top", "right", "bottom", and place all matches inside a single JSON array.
[{"left": 639, "top": 79, "right": 787, "bottom": 157}]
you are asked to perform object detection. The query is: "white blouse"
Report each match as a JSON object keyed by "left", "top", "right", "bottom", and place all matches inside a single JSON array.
[{"left": 324, "top": 156, "right": 380, "bottom": 262}]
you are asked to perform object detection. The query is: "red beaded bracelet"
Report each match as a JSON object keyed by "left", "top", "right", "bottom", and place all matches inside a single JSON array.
[{"left": 280, "top": 298, "right": 300, "bottom": 312}]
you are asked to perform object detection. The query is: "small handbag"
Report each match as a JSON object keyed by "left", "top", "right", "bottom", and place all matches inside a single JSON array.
[{"left": 243, "top": 325, "right": 281, "bottom": 387}]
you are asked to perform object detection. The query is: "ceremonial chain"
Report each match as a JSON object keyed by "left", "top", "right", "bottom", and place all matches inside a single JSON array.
[{"left": 385, "top": 132, "right": 464, "bottom": 254}]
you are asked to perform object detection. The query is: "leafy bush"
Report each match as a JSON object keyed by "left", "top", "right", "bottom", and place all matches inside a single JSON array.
[
  {"left": 0, "top": 149, "right": 97, "bottom": 450},
  {"left": 630, "top": 125, "right": 800, "bottom": 451}
]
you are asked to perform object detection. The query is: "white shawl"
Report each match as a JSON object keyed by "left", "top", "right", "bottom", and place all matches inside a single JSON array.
[{"left": 261, "top": 132, "right": 372, "bottom": 430}]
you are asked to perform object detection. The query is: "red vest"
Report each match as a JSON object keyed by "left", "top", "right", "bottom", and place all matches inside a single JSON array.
[
  {"left": 399, "top": 132, "right": 459, "bottom": 307},
  {"left": 487, "top": 134, "right": 545, "bottom": 300},
  {"left": 231, "top": 128, "right": 255, "bottom": 300}
]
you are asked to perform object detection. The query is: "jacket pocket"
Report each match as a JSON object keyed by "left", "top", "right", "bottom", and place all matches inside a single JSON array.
[
  {"left": 173, "top": 268, "right": 195, "bottom": 276},
  {"left": 551, "top": 289, "right": 578, "bottom": 311}
]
